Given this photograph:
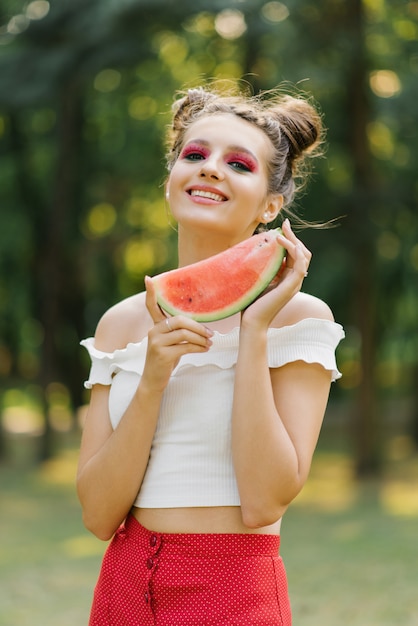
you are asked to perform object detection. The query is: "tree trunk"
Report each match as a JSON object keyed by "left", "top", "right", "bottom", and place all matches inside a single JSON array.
[
  {"left": 10, "top": 81, "right": 84, "bottom": 461},
  {"left": 345, "top": 0, "right": 381, "bottom": 476},
  {"left": 37, "top": 81, "right": 84, "bottom": 460}
]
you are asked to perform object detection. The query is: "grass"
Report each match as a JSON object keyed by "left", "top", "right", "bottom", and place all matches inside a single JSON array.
[
  {"left": 281, "top": 453, "right": 418, "bottom": 625},
  {"left": 1, "top": 433, "right": 418, "bottom": 625},
  {"left": 0, "top": 444, "right": 102, "bottom": 626}
]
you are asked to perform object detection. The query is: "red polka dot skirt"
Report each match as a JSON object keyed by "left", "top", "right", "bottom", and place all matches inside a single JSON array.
[{"left": 89, "top": 514, "right": 292, "bottom": 625}]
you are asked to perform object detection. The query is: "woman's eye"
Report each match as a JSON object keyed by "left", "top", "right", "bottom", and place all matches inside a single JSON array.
[
  {"left": 227, "top": 153, "right": 257, "bottom": 173},
  {"left": 185, "top": 152, "right": 205, "bottom": 161},
  {"left": 229, "top": 160, "right": 252, "bottom": 172},
  {"left": 180, "top": 145, "right": 208, "bottom": 161}
]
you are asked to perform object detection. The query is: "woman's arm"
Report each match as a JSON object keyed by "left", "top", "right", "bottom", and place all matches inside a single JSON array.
[
  {"left": 232, "top": 220, "right": 333, "bottom": 527},
  {"left": 76, "top": 379, "right": 164, "bottom": 541},
  {"left": 232, "top": 311, "right": 333, "bottom": 528},
  {"left": 76, "top": 299, "right": 164, "bottom": 541},
  {"left": 77, "top": 287, "right": 213, "bottom": 540}
]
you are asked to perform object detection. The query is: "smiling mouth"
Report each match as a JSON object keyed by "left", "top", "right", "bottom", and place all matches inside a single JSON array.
[{"left": 189, "top": 190, "right": 226, "bottom": 202}]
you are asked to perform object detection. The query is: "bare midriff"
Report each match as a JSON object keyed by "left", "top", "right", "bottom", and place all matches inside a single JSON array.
[{"left": 131, "top": 505, "right": 282, "bottom": 535}]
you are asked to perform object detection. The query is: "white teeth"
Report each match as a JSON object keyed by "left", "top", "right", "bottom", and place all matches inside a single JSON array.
[{"left": 190, "top": 190, "right": 225, "bottom": 202}]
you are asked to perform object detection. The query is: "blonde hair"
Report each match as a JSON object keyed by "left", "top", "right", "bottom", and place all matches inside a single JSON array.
[{"left": 165, "top": 84, "right": 324, "bottom": 213}]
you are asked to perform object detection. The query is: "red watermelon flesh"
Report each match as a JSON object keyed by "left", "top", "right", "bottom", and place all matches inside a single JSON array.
[{"left": 152, "top": 229, "right": 285, "bottom": 322}]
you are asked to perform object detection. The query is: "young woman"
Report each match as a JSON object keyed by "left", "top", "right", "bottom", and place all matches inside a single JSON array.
[{"left": 77, "top": 85, "right": 344, "bottom": 625}]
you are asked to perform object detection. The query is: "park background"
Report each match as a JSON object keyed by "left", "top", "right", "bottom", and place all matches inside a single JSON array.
[{"left": 0, "top": 0, "right": 417, "bottom": 624}]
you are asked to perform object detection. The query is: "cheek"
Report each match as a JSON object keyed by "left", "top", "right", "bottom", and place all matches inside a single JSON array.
[
  {"left": 242, "top": 179, "right": 268, "bottom": 204},
  {"left": 166, "top": 171, "right": 189, "bottom": 213},
  {"left": 167, "top": 162, "right": 188, "bottom": 188},
  {"left": 166, "top": 169, "right": 181, "bottom": 196}
]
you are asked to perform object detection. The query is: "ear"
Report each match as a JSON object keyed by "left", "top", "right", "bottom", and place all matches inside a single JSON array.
[{"left": 259, "top": 194, "right": 283, "bottom": 224}]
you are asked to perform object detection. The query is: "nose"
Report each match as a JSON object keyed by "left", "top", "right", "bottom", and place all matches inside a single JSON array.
[{"left": 199, "top": 156, "right": 224, "bottom": 180}]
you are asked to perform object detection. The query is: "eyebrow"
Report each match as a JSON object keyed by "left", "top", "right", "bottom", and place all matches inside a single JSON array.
[{"left": 185, "top": 139, "right": 259, "bottom": 163}]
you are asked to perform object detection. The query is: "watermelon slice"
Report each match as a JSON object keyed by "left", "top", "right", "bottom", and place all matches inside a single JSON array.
[{"left": 152, "top": 228, "right": 286, "bottom": 322}]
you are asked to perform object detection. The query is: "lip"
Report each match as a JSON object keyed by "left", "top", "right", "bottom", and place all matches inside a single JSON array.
[{"left": 186, "top": 185, "right": 228, "bottom": 204}]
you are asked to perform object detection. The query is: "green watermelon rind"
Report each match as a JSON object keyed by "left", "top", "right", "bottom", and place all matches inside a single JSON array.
[{"left": 153, "top": 228, "right": 285, "bottom": 322}]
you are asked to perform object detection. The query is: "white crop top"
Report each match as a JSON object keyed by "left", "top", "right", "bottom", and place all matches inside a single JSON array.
[{"left": 81, "top": 318, "right": 344, "bottom": 508}]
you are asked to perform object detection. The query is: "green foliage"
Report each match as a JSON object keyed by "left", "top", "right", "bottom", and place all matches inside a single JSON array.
[{"left": 0, "top": 0, "right": 417, "bottom": 464}]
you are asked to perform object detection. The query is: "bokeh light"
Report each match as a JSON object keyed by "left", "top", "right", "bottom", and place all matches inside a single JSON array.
[
  {"left": 369, "top": 70, "right": 401, "bottom": 98},
  {"left": 215, "top": 10, "right": 247, "bottom": 40}
]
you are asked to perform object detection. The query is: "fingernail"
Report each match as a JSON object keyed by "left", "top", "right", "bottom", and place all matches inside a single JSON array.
[{"left": 204, "top": 326, "right": 214, "bottom": 337}]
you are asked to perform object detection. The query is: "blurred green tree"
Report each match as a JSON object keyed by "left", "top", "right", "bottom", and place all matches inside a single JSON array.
[{"left": 0, "top": 0, "right": 417, "bottom": 470}]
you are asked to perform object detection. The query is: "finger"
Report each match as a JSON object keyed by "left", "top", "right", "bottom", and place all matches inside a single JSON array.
[
  {"left": 294, "top": 242, "right": 310, "bottom": 275},
  {"left": 162, "top": 317, "right": 174, "bottom": 333},
  {"left": 278, "top": 226, "right": 311, "bottom": 273},
  {"left": 276, "top": 232, "right": 297, "bottom": 269},
  {"left": 281, "top": 218, "right": 298, "bottom": 243},
  {"left": 158, "top": 316, "right": 213, "bottom": 343},
  {"left": 167, "top": 330, "right": 213, "bottom": 349},
  {"left": 281, "top": 219, "right": 311, "bottom": 257},
  {"left": 174, "top": 341, "right": 214, "bottom": 357},
  {"left": 145, "top": 276, "right": 166, "bottom": 324},
  {"left": 278, "top": 244, "right": 308, "bottom": 286}
]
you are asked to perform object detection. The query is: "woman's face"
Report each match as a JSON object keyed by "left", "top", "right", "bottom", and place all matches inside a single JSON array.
[{"left": 166, "top": 113, "right": 281, "bottom": 244}]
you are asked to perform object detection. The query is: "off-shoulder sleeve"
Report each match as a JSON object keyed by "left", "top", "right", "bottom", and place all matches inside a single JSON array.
[
  {"left": 267, "top": 318, "right": 345, "bottom": 381},
  {"left": 80, "top": 337, "right": 148, "bottom": 389},
  {"left": 80, "top": 338, "right": 115, "bottom": 388},
  {"left": 80, "top": 318, "right": 344, "bottom": 388}
]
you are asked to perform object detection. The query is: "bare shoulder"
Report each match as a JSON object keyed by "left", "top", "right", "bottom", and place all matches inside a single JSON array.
[
  {"left": 94, "top": 291, "right": 152, "bottom": 352},
  {"left": 273, "top": 291, "right": 334, "bottom": 329}
]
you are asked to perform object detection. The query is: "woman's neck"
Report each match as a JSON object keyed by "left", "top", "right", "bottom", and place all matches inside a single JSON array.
[
  {"left": 177, "top": 233, "right": 222, "bottom": 267},
  {"left": 176, "top": 225, "right": 251, "bottom": 267}
]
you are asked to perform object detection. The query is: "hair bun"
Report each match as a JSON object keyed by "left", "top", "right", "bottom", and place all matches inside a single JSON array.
[{"left": 271, "top": 96, "right": 322, "bottom": 161}]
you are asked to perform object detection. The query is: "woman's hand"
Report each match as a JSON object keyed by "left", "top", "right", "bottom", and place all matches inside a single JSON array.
[
  {"left": 143, "top": 276, "right": 213, "bottom": 391},
  {"left": 241, "top": 219, "right": 311, "bottom": 330}
]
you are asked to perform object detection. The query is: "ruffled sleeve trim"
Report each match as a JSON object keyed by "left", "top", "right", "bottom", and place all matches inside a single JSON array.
[
  {"left": 80, "top": 337, "right": 148, "bottom": 389},
  {"left": 266, "top": 318, "right": 344, "bottom": 381},
  {"left": 80, "top": 318, "right": 345, "bottom": 388}
]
